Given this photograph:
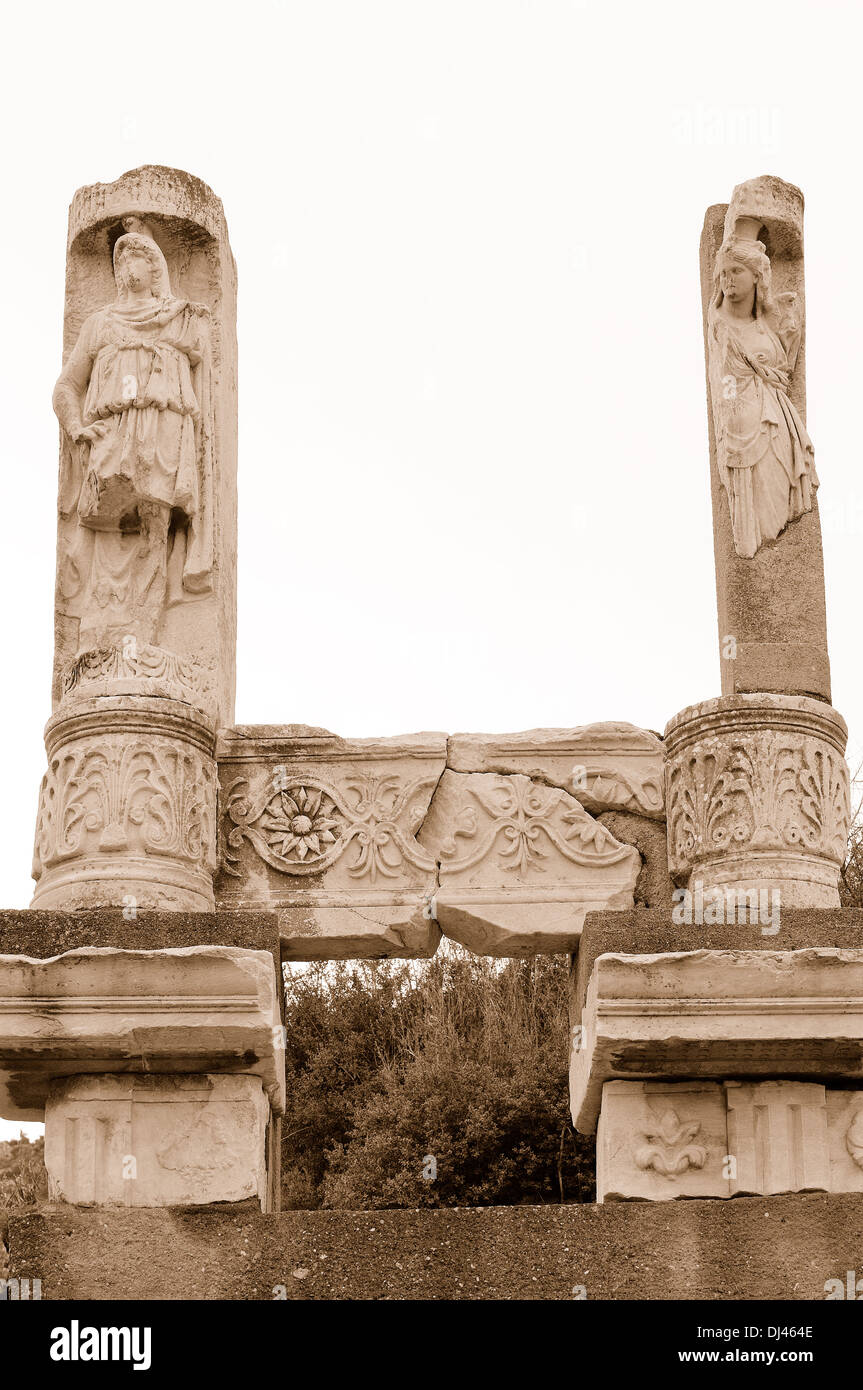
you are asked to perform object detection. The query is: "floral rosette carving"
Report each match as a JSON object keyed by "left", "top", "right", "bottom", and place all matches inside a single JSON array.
[{"left": 222, "top": 770, "right": 437, "bottom": 881}]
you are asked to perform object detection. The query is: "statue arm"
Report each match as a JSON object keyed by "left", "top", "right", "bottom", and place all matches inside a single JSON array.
[
  {"left": 52, "top": 316, "right": 98, "bottom": 442},
  {"left": 774, "top": 293, "right": 803, "bottom": 372}
]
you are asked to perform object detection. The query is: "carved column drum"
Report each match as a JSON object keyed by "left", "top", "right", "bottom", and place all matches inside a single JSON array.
[{"left": 664, "top": 694, "right": 850, "bottom": 908}]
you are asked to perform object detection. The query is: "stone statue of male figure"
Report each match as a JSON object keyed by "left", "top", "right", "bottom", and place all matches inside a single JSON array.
[{"left": 53, "top": 217, "right": 214, "bottom": 653}]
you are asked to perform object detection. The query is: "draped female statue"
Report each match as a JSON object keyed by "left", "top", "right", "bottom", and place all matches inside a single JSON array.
[
  {"left": 707, "top": 233, "right": 817, "bottom": 559},
  {"left": 53, "top": 217, "right": 213, "bottom": 649}
]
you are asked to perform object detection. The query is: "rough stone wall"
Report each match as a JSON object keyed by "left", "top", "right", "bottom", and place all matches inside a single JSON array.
[{"left": 6, "top": 1195, "right": 863, "bottom": 1300}]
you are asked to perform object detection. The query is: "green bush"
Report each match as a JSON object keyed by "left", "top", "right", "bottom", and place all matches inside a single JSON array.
[
  {"left": 282, "top": 950, "right": 594, "bottom": 1210},
  {"left": 0, "top": 1135, "right": 48, "bottom": 1209}
]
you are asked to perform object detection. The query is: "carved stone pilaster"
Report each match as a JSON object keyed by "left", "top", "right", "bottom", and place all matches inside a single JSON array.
[
  {"left": 664, "top": 694, "right": 849, "bottom": 907},
  {"left": 31, "top": 696, "right": 217, "bottom": 911}
]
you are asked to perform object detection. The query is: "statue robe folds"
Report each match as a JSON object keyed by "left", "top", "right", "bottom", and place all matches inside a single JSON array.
[
  {"left": 707, "top": 306, "right": 817, "bottom": 560},
  {"left": 55, "top": 295, "right": 215, "bottom": 597}
]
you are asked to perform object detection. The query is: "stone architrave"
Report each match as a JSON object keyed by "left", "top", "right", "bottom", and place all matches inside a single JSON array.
[
  {"left": 216, "top": 726, "right": 445, "bottom": 958},
  {"left": 417, "top": 770, "right": 640, "bottom": 955},
  {"left": 700, "top": 176, "right": 830, "bottom": 701},
  {"left": 725, "top": 1081, "right": 829, "bottom": 1195},
  {"left": 45, "top": 1074, "right": 272, "bottom": 1210},
  {"left": 570, "top": 947, "right": 863, "bottom": 1133},
  {"left": 0, "top": 945, "right": 285, "bottom": 1121},
  {"left": 664, "top": 693, "right": 849, "bottom": 908},
  {"left": 597, "top": 1081, "right": 730, "bottom": 1203},
  {"left": 446, "top": 724, "right": 665, "bottom": 820}
]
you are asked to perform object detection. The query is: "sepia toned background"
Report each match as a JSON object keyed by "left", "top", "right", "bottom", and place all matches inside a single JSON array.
[{"left": 3, "top": 0, "right": 863, "bottom": 1141}]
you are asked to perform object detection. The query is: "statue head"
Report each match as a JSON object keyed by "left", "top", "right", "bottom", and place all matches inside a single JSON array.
[
  {"left": 713, "top": 235, "right": 774, "bottom": 319},
  {"left": 113, "top": 218, "right": 172, "bottom": 300}
]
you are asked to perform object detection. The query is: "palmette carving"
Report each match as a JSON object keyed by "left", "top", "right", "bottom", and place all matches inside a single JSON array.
[
  {"left": 666, "top": 733, "right": 849, "bottom": 880},
  {"left": 222, "top": 770, "right": 437, "bottom": 880},
  {"left": 33, "top": 737, "right": 216, "bottom": 880},
  {"left": 576, "top": 766, "right": 663, "bottom": 818},
  {"left": 438, "top": 774, "right": 633, "bottom": 875}
]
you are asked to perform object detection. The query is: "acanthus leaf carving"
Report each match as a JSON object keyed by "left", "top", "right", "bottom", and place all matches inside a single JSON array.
[
  {"left": 666, "top": 723, "right": 850, "bottom": 882},
  {"left": 33, "top": 738, "right": 216, "bottom": 879},
  {"left": 437, "top": 774, "right": 634, "bottom": 877}
]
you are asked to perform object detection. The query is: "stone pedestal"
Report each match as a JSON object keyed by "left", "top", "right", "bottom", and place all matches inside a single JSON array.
[
  {"left": 595, "top": 1078, "right": 863, "bottom": 1204},
  {"left": 0, "top": 942, "right": 284, "bottom": 1211},
  {"left": 0, "top": 944, "right": 284, "bottom": 1111},
  {"left": 597, "top": 1080, "right": 731, "bottom": 1202},
  {"left": 664, "top": 694, "right": 849, "bottom": 908},
  {"left": 725, "top": 1080, "right": 829, "bottom": 1196},
  {"left": 45, "top": 1074, "right": 272, "bottom": 1209},
  {"left": 571, "top": 946, "right": 863, "bottom": 1134}
]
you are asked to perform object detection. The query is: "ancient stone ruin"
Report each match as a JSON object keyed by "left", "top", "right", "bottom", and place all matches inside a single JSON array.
[{"left": 2, "top": 167, "right": 862, "bottom": 1299}]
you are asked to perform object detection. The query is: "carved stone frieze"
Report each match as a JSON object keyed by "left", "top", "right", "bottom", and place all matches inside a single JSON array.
[
  {"left": 60, "top": 641, "right": 216, "bottom": 720},
  {"left": 447, "top": 722, "right": 664, "bottom": 819},
  {"left": 597, "top": 1081, "right": 729, "bottom": 1202},
  {"left": 223, "top": 770, "right": 436, "bottom": 882},
  {"left": 664, "top": 694, "right": 849, "bottom": 907},
  {"left": 216, "top": 726, "right": 446, "bottom": 959},
  {"left": 417, "top": 770, "right": 640, "bottom": 956},
  {"left": 45, "top": 1074, "right": 273, "bottom": 1210}
]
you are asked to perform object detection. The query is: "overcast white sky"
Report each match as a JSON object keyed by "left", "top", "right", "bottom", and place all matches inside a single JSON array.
[{"left": 2, "top": 0, "right": 863, "bottom": 1139}]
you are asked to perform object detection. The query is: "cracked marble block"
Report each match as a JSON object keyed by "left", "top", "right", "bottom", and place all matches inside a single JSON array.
[
  {"left": 45, "top": 1074, "right": 272, "bottom": 1209},
  {"left": 216, "top": 726, "right": 445, "bottom": 959},
  {"left": 0, "top": 946, "right": 285, "bottom": 1122},
  {"left": 417, "top": 770, "right": 640, "bottom": 956},
  {"left": 597, "top": 1081, "right": 730, "bottom": 1203},
  {"left": 571, "top": 947, "right": 863, "bottom": 1133},
  {"left": 446, "top": 723, "right": 664, "bottom": 820}
]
